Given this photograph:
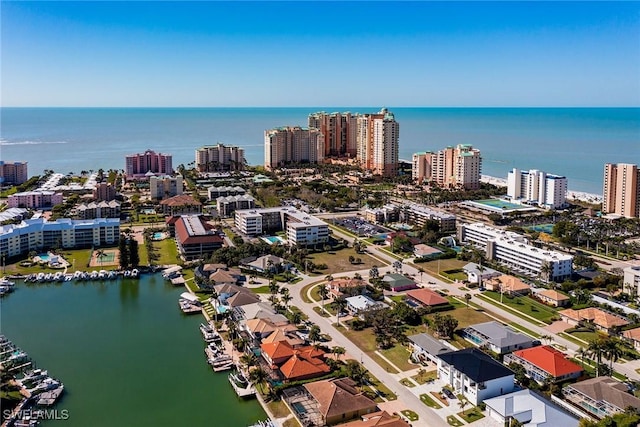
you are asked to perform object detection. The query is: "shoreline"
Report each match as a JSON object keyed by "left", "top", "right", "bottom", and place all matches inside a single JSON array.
[{"left": 480, "top": 175, "right": 603, "bottom": 204}]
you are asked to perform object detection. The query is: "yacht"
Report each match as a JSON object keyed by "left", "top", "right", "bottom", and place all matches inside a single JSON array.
[
  {"left": 36, "top": 272, "right": 45, "bottom": 282},
  {"left": 123, "top": 270, "right": 131, "bottom": 278},
  {"left": 89, "top": 271, "right": 99, "bottom": 280},
  {"left": 43, "top": 273, "right": 53, "bottom": 282},
  {"left": 131, "top": 268, "right": 139, "bottom": 278},
  {"left": 229, "top": 368, "right": 256, "bottom": 397},
  {"left": 199, "top": 323, "right": 219, "bottom": 342},
  {"left": 98, "top": 270, "right": 108, "bottom": 279}
]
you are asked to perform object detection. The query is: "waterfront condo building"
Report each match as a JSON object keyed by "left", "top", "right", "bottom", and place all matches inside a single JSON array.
[
  {"left": 149, "top": 175, "right": 183, "bottom": 200},
  {"left": 174, "top": 215, "right": 224, "bottom": 261},
  {"left": 308, "top": 111, "right": 358, "bottom": 157},
  {"left": 353, "top": 108, "right": 399, "bottom": 177},
  {"left": 264, "top": 127, "right": 324, "bottom": 170},
  {"left": 8, "top": 191, "right": 63, "bottom": 209},
  {"left": 125, "top": 149, "right": 173, "bottom": 179},
  {"left": 0, "top": 161, "right": 28, "bottom": 185},
  {"left": 412, "top": 144, "right": 482, "bottom": 189},
  {"left": 458, "top": 222, "right": 573, "bottom": 281},
  {"left": 603, "top": 163, "right": 640, "bottom": 218},
  {"left": 195, "top": 143, "right": 246, "bottom": 172},
  {"left": 0, "top": 218, "right": 120, "bottom": 258},
  {"left": 234, "top": 207, "right": 329, "bottom": 247},
  {"left": 507, "top": 168, "right": 568, "bottom": 209}
]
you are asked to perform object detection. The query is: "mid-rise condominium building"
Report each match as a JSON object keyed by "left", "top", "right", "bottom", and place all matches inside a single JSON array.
[
  {"left": 507, "top": 168, "right": 568, "bottom": 209},
  {"left": 458, "top": 222, "right": 573, "bottom": 281},
  {"left": 623, "top": 266, "right": 640, "bottom": 298},
  {"left": 0, "top": 161, "right": 28, "bottom": 185},
  {"left": 195, "top": 144, "right": 246, "bottom": 172},
  {"left": 603, "top": 163, "right": 640, "bottom": 218},
  {"left": 264, "top": 127, "right": 324, "bottom": 170},
  {"left": 8, "top": 191, "right": 64, "bottom": 209},
  {"left": 125, "top": 149, "right": 173, "bottom": 179},
  {"left": 412, "top": 144, "right": 482, "bottom": 189},
  {"left": 234, "top": 207, "right": 329, "bottom": 246},
  {"left": 92, "top": 182, "right": 117, "bottom": 202},
  {"left": 0, "top": 218, "right": 120, "bottom": 257},
  {"left": 149, "top": 175, "right": 183, "bottom": 199}
]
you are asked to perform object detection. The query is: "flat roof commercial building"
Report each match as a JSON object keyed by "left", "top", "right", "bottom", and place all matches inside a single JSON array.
[
  {"left": 458, "top": 222, "right": 573, "bottom": 282},
  {"left": 235, "top": 207, "right": 329, "bottom": 247}
]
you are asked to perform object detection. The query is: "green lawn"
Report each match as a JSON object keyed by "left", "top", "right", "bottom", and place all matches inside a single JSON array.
[
  {"left": 412, "top": 369, "right": 438, "bottom": 384},
  {"left": 401, "top": 410, "right": 418, "bottom": 422},
  {"left": 267, "top": 400, "right": 291, "bottom": 418},
  {"left": 379, "top": 345, "right": 416, "bottom": 372},
  {"left": 152, "top": 238, "right": 180, "bottom": 265},
  {"left": 447, "top": 415, "right": 464, "bottom": 427},
  {"left": 367, "top": 375, "right": 397, "bottom": 401},
  {"left": 4, "top": 248, "right": 114, "bottom": 275},
  {"left": 252, "top": 285, "right": 272, "bottom": 294},
  {"left": 399, "top": 378, "right": 415, "bottom": 388},
  {"left": 306, "top": 247, "right": 383, "bottom": 275},
  {"left": 427, "top": 306, "right": 499, "bottom": 329},
  {"left": 458, "top": 407, "right": 485, "bottom": 423},
  {"left": 420, "top": 393, "right": 442, "bottom": 409},
  {"left": 477, "top": 292, "right": 554, "bottom": 325},
  {"left": 341, "top": 329, "right": 399, "bottom": 373},
  {"left": 442, "top": 269, "right": 467, "bottom": 281},
  {"left": 569, "top": 330, "right": 602, "bottom": 343},
  {"left": 416, "top": 258, "right": 468, "bottom": 278}
]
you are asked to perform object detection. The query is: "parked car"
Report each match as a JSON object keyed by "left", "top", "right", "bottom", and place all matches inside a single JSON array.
[{"left": 442, "top": 388, "right": 455, "bottom": 399}]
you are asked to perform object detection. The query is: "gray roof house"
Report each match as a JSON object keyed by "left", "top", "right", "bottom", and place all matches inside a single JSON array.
[
  {"left": 463, "top": 263, "right": 501, "bottom": 284},
  {"left": 408, "top": 333, "right": 453, "bottom": 364},
  {"left": 485, "top": 389, "right": 579, "bottom": 427},
  {"left": 461, "top": 321, "right": 539, "bottom": 355}
]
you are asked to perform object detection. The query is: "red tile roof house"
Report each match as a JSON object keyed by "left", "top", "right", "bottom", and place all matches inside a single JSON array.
[
  {"left": 623, "top": 327, "right": 640, "bottom": 351},
  {"left": 327, "top": 278, "right": 367, "bottom": 298},
  {"left": 405, "top": 288, "right": 449, "bottom": 309},
  {"left": 260, "top": 341, "right": 330, "bottom": 382},
  {"left": 504, "top": 345, "right": 583, "bottom": 383}
]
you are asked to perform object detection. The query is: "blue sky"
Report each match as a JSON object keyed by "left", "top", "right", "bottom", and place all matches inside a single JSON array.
[{"left": 2, "top": 1, "right": 639, "bottom": 107}]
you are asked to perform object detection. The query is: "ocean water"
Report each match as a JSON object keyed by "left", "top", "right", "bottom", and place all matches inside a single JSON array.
[{"left": 1, "top": 107, "right": 639, "bottom": 195}]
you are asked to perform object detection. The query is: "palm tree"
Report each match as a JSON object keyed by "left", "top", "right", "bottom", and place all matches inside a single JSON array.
[
  {"left": 587, "top": 338, "right": 605, "bottom": 377},
  {"left": 309, "top": 325, "right": 321, "bottom": 346},
  {"left": 96, "top": 249, "right": 106, "bottom": 267},
  {"left": 603, "top": 337, "right": 624, "bottom": 372},
  {"left": 464, "top": 293, "right": 472, "bottom": 309},
  {"left": 369, "top": 265, "right": 379, "bottom": 280},
  {"left": 279, "top": 287, "right": 292, "bottom": 309},
  {"left": 332, "top": 346, "right": 346, "bottom": 361},
  {"left": 576, "top": 346, "right": 586, "bottom": 367},
  {"left": 540, "top": 261, "right": 552, "bottom": 282},
  {"left": 333, "top": 296, "right": 348, "bottom": 326},
  {"left": 325, "top": 274, "right": 334, "bottom": 283},
  {"left": 318, "top": 284, "right": 330, "bottom": 310},
  {"left": 457, "top": 397, "right": 469, "bottom": 415},
  {"left": 540, "top": 334, "right": 554, "bottom": 346},
  {"left": 417, "top": 267, "right": 425, "bottom": 283},
  {"left": 239, "top": 353, "right": 258, "bottom": 370},
  {"left": 249, "top": 366, "right": 268, "bottom": 394}
]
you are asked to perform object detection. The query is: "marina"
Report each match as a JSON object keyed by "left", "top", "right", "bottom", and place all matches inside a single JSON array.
[{"left": 0, "top": 275, "right": 266, "bottom": 426}]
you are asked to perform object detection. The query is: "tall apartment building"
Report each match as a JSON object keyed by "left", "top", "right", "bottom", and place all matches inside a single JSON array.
[
  {"left": 149, "top": 175, "right": 183, "bottom": 199},
  {"left": 308, "top": 111, "right": 358, "bottom": 157},
  {"left": 603, "top": 163, "right": 640, "bottom": 218},
  {"left": 264, "top": 127, "right": 324, "bottom": 170},
  {"left": 412, "top": 144, "right": 482, "bottom": 189},
  {"left": 458, "top": 222, "right": 573, "bottom": 282},
  {"left": 234, "top": 207, "right": 329, "bottom": 246},
  {"left": 195, "top": 144, "right": 246, "bottom": 172},
  {"left": 507, "top": 168, "right": 568, "bottom": 209},
  {"left": 92, "top": 182, "right": 117, "bottom": 202},
  {"left": 125, "top": 149, "right": 173, "bottom": 179},
  {"left": 0, "top": 161, "right": 28, "bottom": 185}
]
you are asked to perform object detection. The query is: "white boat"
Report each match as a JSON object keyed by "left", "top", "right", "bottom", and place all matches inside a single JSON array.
[
  {"left": 89, "top": 271, "right": 99, "bottom": 280},
  {"left": 73, "top": 271, "right": 83, "bottom": 280},
  {"left": 0, "top": 277, "right": 16, "bottom": 287},
  {"left": 98, "top": 270, "right": 108, "bottom": 279},
  {"left": 36, "top": 273, "right": 45, "bottom": 282},
  {"left": 53, "top": 272, "right": 63, "bottom": 282},
  {"left": 179, "top": 299, "right": 202, "bottom": 314},
  {"left": 107, "top": 271, "right": 116, "bottom": 280},
  {"left": 124, "top": 270, "right": 131, "bottom": 277},
  {"left": 131, "top": 268, "right": 139, "bottom": 278},
  {"left": 44, "top": 273, "right": 53, "bottom": 281},
  {"left": 229, "top": 368, "right": 256, "bottom": 398}
]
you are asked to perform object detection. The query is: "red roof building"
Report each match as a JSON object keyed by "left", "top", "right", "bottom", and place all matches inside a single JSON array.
[
  {"left": 504, "top": 345, "right": 583, "bottom": 383},
  {"left": 405, "top": 288, "right": 449, "bottom": 307},
  {"left": 174, "top": 215, "right": 223, "bottom": 261},
  {"left": 260, "top": 341, "right": 329, "bottom": 382}
]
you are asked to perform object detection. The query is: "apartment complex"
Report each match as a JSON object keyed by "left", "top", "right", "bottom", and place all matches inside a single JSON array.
[
  {"left": 174, "top": 215, "right": 224, "bottom": 261},
  {"left": 92, "top": 182, "right": 117, "bottom": 202},
  {"left": 412, "top": 144, "right": 482, "bottom": 189},
  {"left": 603, "top": 163, "right": 640, "bottom": 218},
  {"left": 308, "top": 111, "right": 358, "bottom": 157},
  {"left": 506, "top": 168, "right": 568, "bottom": 209},
  {"left": 234, "top": 207, "right": 329, "bottom": 246},
  {"left": 458, "top": 222, "right": 573, "bottom": 281},
  {"left": 125, "top": 149, "right": 173, "bottom": 178},
  {"left": 0, "top": 218, "right": 120, "bottom": 257},
  {"left": 0, "top": 161, "right": 28, "bottom": 185},
  {"left": 363, "top": 203, "right": 457, "bottom": 233},
  {"left": 8, "top": 191, "right": 63, "bottom": 209},
  {"left": 149, "top": 175, "right": 183, "bottom": 199},
  {"left": 264, "top": 127, "right": 324, "bottom": 170},
  {"left": 623, "top": 265, "right": 640, "bottom": 298},
  {"left": 195, "top": 144, "right": 245, "bottom": 172},
  {"left": 216, "top": 195, "right": 255, "bottom": 217},
  {"left": 73, "top": 201, "right": 121, "bottom": 219},
  {"left": 354, "top": 109, "right": 399, "bottom": 177}
]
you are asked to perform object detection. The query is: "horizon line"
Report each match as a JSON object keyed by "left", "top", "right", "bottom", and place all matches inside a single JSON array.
[{"left": 2, "top": 105, "right": 639, "bottom": 109}]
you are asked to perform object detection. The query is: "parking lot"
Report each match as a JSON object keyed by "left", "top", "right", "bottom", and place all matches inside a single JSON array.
[{"left": 334, "top": 216, "right": 389, "bottom": 237}]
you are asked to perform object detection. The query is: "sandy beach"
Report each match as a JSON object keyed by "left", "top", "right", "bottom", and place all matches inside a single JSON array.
[{"left": 480, "top": 175, "right": 603, "bottom": 204}]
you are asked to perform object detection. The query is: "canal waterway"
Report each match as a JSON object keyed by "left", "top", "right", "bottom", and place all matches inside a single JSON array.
[{"left": 1, "top": 274, "right": 266, "bottom": 426}]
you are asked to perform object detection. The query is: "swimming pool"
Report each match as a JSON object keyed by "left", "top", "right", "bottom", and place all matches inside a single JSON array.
[
  {"left": 474, "top": 199, "right": 525, "bottom": 210},
  {"left": 36, "top": 253, "right": 50, "bottom": 261},
  {"left": 261, "top": 236, "right": 286, "bottom": 245},
  {"left": 527, "top": 224, "right": 555, "bottom": 234},
  {"left": 153, "top": 232, "right": 166, "bottom": 240}
]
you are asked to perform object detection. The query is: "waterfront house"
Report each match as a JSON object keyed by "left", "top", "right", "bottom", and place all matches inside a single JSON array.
[
  {"left": 345, "top": 295, "right": 387, "bottom": 317},
  {"left": 405, "top": 288, "right": 449, "bottom": 309},
  {"left": 563, "top": 376, "right": 640, "bottom": 420},
  {"left": 159, "top": 194, "right": 202, "bottom": 216},
  {"left": 437, "top": 348, "right": 515, "bottom": 405},
  {"left": 339, "top": 410, "right": 410, "bottom": 427},
  {"left": 461, "top": 321, "right": 538, "bottom": 355},
  {"left": 327, "top": 278, "right": 366, "bottom": 298},
  {"left": 463, "top": 263, "right": 501, "bottom": 285},
  {"left": 558, "top": 308, "right": 629, "bottom": 334},
  {"left": 407, "top": 333, "right": 452, "bottom": 365},
  {"left": 232, "top": 302, "right": 286, "bottom": 322},
  {"left": 536, "top": 289, "right": 571, "bottom": 307},
  {"left": 260, "top": 341, "right": 329, "bottom": 382},
  {"left": 484, "top": 275, "right": 531, "bottom": 296},
  {"left": 412, "top": 244, "right": 443, "bottom": 259},
  {"left": 303, "top": 378, "right": 378, "bottom": 425},
  {"left": 623, "top": 327, "right": 640, "bottom": 351},
  {"left": 208, "top": 269, "right": 238, "bottom": 285},
  {"left": 381, "top": 273, "right": 418, "bottom": 292},
  {"left": 503, "top": 345, "right": 582, "bottom": 383},
  {"left": 484, "top": 389, "right": 579, "bottom": 427}
]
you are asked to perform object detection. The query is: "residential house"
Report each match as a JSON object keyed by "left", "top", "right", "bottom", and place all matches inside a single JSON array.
[
  {"left": 461, "top": 321, "right": 538, "bottom": 355},
  {"left": 339, "top": 411, "right": 409, "bottom": 427},
  {"left": 345, "top": 295, "right": 387, "bottom": 317},
  {"left": 408, "top": 333, "right": 452, "bottom": 365},
  {"left": 241, "top": 255, "right": 289, "bottom": 274},
  {"left": 484, "top": 275, "right": 531, "bottom": 296},
  {"left": 623, "top": 327, "right": 640, "bottom": 351},
  {"left": 504, "top": 345, "right": 583, "bottom": 383},
  {"left": 405, "top": 289, "right": 449, "bottom": 309},
  {"left": 381, "top": 273, "right": 418, "bottom": 292},
  {"left": 327, "top": 278, "right": 366, "bottom": 298},
  {"left": 260, "top": 341, "right": 330, "bottom": 382},
  {"left": 413, "top": 244, "right": 443, "bottom": 259},
  {"left": 563, "top": 376, "right": 640, "bottom": 420},
  {"left": 208, "top": 269, "right": 238, "bottom": 285},
  {"left": 536, "top": 289, "right": 571, "bottom": 307},
  {"left": 558, "top": 308, "right": 629, "bottom": 334},
  {"left": 463, "top": 263, "right": 501, "bottom": 285},
  {"left": 437, "top": 348, "right": 515, "bottom": 405},
  {"left": 303, "top": 378, "right": 378, "bottom": 425},
  {"left": 485, "top": 389, "right": 579, "bottom": 427},
  {"left": 214, "top": 283, "right": 261, "bottom": 310}
]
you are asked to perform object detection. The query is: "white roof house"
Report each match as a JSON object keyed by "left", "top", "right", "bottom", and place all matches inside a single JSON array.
[
  {"left": 345, "top": 295, "right": 387, "bottom": 315},
  {"left": 485, "top": 389, "right": 579, "bottom": 427}
]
